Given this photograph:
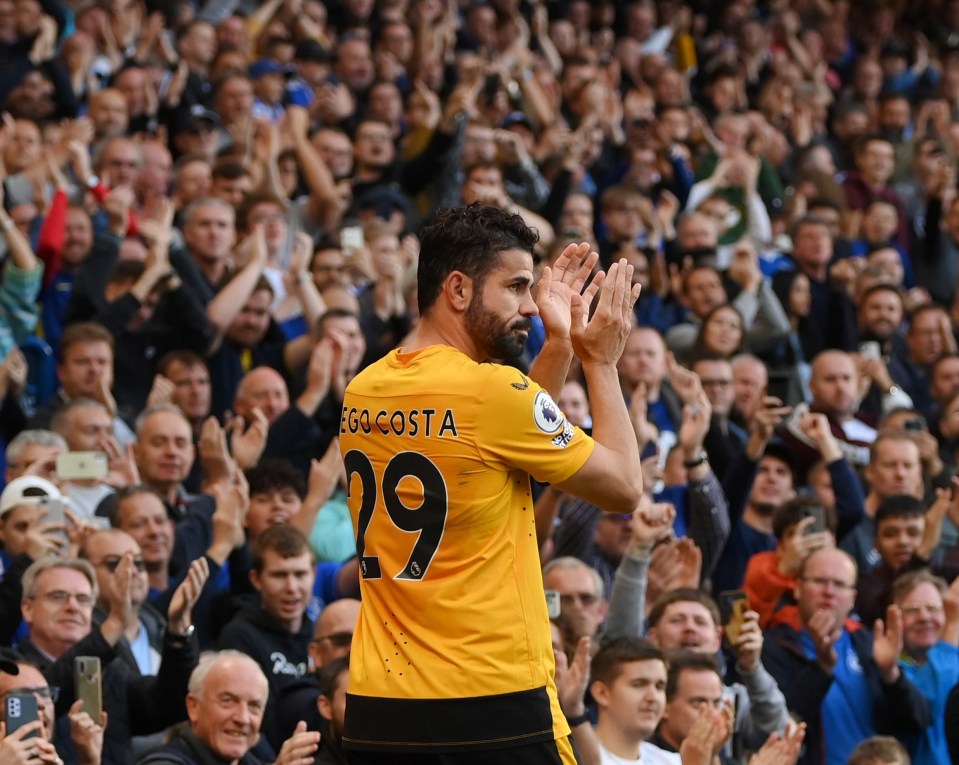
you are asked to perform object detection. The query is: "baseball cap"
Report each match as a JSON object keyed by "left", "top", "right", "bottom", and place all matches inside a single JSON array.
[
  {"left": 0, "top": 476, "right": 63, "bottom": 517},
  {"left": 249, "top": 59, "right": 293, "bottom": 79},
  {"left": 179, "top": 104, "right": 221, "bottom": 134}
]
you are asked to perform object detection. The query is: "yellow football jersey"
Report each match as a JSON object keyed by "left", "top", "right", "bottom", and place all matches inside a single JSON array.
[{"left": 339, "top": 344, "right": 594, "bottom": 753}]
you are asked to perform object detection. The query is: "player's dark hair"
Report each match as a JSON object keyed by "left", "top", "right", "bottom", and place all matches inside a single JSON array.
[
  {"left": 416, "top": 203, "right": 539, "bottom": 314},
  {"left": 590, "top": 637, "right": 663, "bottom": 687}
]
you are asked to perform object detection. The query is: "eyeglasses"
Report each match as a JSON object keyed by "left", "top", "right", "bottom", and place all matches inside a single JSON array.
[
  {"left": 1, "top": 686, "right": 59, "bottom": 703},
  {"left": 799, "top": 576, "right": 856, "bottom": 592},
  {"left": 700, "top": 378, "right": 732, "bottom": 389},
  {"left": 32, "top": 590, "right": 95, "bottom": 607},
  {"left": 313, "top": 632, "right": 353, "bottom": 648},
  {"left": 559, "top": 592, "right": 601, "bottom": 608},
  {"left": 96, "top": 557, "right": 147, "bottom": 572},
  {"left": 899, "top": 603, "right": 944, "bottom": 617}
]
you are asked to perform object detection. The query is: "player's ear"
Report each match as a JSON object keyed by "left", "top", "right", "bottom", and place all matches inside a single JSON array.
[{"left": 445, "top": 271, "right": 473, "bottom": 311}]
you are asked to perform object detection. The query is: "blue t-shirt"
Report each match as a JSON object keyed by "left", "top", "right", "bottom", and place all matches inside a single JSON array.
[
  {"left": 307, "top": 561, "right": 347, "bottom": 621},
  {"left": 900, "top": 641, "right": 959, "bottom": 765}
]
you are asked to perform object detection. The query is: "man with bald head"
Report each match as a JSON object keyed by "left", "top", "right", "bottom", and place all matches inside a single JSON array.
[
  {"left": 784, "top": 350, "right": 894, "bottom": 478},
  {"left": 235, "top": 367, "right": 289, "bottom": 425},
  {"left": 762, "top": 548, "right": 931, "bottom": 765}
]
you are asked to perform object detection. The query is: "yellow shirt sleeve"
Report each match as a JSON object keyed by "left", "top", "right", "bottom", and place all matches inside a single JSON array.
[{"left": 473, "top": 364, "right": 594, "bottom": 485}]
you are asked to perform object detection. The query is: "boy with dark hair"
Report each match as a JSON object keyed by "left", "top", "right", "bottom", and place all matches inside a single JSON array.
[
  {"left": 855, "top": 494, "right": 959, "bottom": 625},
  {"left": 588, "top": 637, "right": 680, "bottom": 765}
]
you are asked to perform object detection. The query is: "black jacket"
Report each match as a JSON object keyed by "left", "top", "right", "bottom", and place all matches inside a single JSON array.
[
  {"left": 217, "top": 605, "right": 313, "bottom": 734},
  {"left": 138, "top": 727, "right": 265, "bottom": 765},
  {"left": 20, "top": 626, "right": 198, "bottom": 765}
]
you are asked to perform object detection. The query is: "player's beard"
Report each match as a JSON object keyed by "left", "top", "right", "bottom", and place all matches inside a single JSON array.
[{"left": 466, "top": 295, "right": 531, "bottom": 362}]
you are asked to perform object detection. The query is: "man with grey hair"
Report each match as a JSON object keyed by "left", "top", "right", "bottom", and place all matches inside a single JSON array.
[
  {"left": 5, "top": 429, "right": 67, "bottom": 484},
  {"left": 175, "top": 197, "right": 237, "bottom": 300},
  {"left": 17, "top": 553, "right": 205, "bottom": 765},
  {"left": 543, "top": 556, "right": 608, "bottom": 658},
  {"left": 136, "top": 650, "right": 320, "bottom": 765}
]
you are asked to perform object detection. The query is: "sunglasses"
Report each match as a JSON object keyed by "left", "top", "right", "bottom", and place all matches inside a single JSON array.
[
  {"left": 313, "top": 632, "right": 353, "bottom": 648},
  {"left": 97, "top": 557, "right": 147, "bottom": 573}
]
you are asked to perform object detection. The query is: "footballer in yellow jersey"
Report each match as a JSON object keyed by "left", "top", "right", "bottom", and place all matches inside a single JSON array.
[
  {"left": 338, "top": 204, "right": 644, "bottom": 764},
  {"left": 339, "top": 345, "right": 592, "bottom": 753}
]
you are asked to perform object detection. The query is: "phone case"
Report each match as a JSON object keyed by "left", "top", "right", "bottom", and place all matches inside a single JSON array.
[
  {"left": 75, "top": 657, "right": 103, "bottom": 724},
  {"left": 5, "top": 693, "right": 39, "bottom": 738}
]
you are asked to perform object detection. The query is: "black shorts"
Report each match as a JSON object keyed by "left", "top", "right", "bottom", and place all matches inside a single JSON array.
[{"left": 345, "top": 736, "right": 575, "bottom": 765}]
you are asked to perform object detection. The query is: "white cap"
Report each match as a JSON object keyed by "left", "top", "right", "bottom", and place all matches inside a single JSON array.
[{"left": 0, "top": 476, "right": 63, "bottom": 517}]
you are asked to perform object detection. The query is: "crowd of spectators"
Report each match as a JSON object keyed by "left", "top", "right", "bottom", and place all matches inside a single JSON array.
[{"left": 2, "top": 0, "right": 959, "bottom": 763}]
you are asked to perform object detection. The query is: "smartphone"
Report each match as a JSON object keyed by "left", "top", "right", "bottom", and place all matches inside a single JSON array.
[
  {"left": 801, "top": 505, "right": 826, "bottom": 535},
  {"left": 5, "top": 692, "right": 40, "bottom": 738},
  {"left": 545, "top": 589, "right": 560, "bottom": 620},
  {"left": 720, "top": 590, "right": 749, "bottom": 645},
  {"left": 904, "top": 418, "right": 925, "bottom": 432},
  {"left": 75, "top": 657, "right": 103, "bottom": 725},
  {"left": 340, "top": 225, "right": 364, "bottom": 256},
  {"left": 57, "top": 451, "right": 108, "bottom": 481},
  {"left": 37, "top": 497, "right": 70, "bottom": 549},
  {"left": 858, "top": 341, "right": 881, "bottom": 361}
]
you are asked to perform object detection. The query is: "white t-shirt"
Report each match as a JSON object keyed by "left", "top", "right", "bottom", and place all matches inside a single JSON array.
[{"left": 599, "top": 742, "right": 682, "bottom": 765}]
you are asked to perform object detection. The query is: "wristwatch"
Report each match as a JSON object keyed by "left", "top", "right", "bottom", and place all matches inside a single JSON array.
[
  {"left": 566, "top": 712, "right": 590, "bottom": 727},
  {"left": 683, "top": 449, "right": 708, "bottom": 469},
  {"left": 168, "top": 624, "right": 195, "bottom": 644}
]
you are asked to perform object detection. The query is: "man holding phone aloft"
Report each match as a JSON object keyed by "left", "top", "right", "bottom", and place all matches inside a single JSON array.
[{"left": 0, "top": 654, "right": 103, "bottom": 765}]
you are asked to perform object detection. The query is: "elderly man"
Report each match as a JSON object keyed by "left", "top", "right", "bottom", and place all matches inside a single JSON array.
[
  {"left": 762, "top": 548, "right": 931, "bottom": 765},
  {"left": 136, "top": 650, "right": 319, "bottom": 765},
  {"left": 890, "top": 569, "right": 959, "bottom": 765},
  {"left": 17, "top": 554, "right": 203, "bottom": 765}
]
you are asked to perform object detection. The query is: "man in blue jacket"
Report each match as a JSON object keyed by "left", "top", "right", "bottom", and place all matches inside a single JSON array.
[{"left": 762, "top": 548, "right": 931, "bottom": 765}]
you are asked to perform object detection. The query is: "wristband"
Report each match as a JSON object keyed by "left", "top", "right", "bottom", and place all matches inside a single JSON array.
[
  {"left": 683, "top": 449, "right": 708, "bottom": 469},
  {"left": 566, "top": 712, "right": 590, "bottom": 727}
]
